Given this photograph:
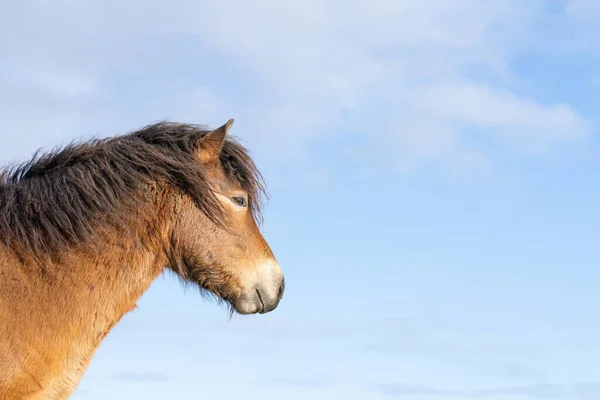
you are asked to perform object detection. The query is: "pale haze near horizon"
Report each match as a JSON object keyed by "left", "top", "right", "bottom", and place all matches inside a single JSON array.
[{"left": 1, "top": 1, "right": 600, "bottom": 399}]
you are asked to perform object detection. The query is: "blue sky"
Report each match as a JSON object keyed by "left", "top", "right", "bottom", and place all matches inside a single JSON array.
[{"left": 2, "top": 0, "right": 600, "bottom": 399}]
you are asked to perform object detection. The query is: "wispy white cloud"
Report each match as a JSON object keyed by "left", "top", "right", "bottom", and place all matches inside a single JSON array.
[{"left": 0, "top": 0, "right": 595, "bottom": 174}]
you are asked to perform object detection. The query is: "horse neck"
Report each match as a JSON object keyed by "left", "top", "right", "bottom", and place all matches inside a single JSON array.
[
  {"left": 0, "top": 185, "right": 177, "bottom": 395},
  {"left": 22, "top": 187, "right": 175, "bottom": 339}
]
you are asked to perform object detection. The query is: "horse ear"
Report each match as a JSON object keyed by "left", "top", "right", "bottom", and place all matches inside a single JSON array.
[{"left": 197, "top": 118, "right": 234, "bottom": 163}]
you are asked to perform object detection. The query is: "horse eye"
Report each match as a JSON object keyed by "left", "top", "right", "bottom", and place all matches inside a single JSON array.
[{"left": 231, "top": 196, "right": 247, "bottom": 208}]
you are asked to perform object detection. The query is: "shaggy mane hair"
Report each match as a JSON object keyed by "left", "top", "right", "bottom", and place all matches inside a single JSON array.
[{"left": 0, "top": 122, "right": 267, "bottom": 260}]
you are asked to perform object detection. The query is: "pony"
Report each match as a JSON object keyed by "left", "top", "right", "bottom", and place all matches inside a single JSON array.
[{"left": 0, "top": 119, "right": 284, "bottom": 399}]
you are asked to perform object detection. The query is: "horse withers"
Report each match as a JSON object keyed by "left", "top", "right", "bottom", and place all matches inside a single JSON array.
[{"left": 0, "top": 119, "right": 284, "bottom": 399}]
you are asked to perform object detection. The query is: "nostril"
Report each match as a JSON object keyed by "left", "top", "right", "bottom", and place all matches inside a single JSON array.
[
  {"left": 255, "top": 288, "right": 265, "bottom": 313},
  {"left": 277, "top": 278, "right": 285, "bottom": 301}
]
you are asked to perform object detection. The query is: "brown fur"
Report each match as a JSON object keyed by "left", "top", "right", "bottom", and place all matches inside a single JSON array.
[{"left": 0, "top": 120, "right": 283, "bottom": 399}]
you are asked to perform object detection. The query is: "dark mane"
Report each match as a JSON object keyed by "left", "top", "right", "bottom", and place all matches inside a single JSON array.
[{"left": 0, "top": 122, "right": 267, "bottom": 261}]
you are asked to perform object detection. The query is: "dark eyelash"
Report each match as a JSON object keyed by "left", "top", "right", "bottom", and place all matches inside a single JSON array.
[{"left": 231, "top": 196, "right": 247, "bottom": 207}]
